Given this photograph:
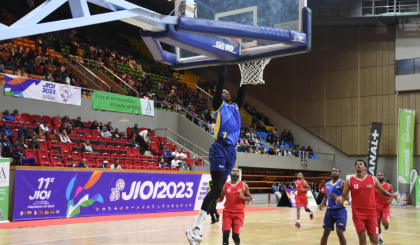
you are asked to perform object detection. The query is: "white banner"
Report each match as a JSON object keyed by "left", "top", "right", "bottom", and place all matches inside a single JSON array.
[
  {"left": 194, "top": 174, "right": 225, "bottom": 211},
  {"left": 0, "top": 158, "right": 10, "bottom": 222},
  {"left": 140, "top": 98, "right": 155, "bottom": 116},
  {"left": 4, "top": 75, "right": 81, "bottom": 106}
]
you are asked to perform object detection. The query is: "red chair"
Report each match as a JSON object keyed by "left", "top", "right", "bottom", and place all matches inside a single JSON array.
[
  {"left": 171, "top": 168, "right": 179, "bottom": 171},
  {"left": 133, "top": 160, "right": 142, "bottom": 167},
  {"left": 53, "top": 162, "right": 65, "bottom": 167},
  {"left": 155, "top": 167, "right": 163, "bottom": 171},
  {"left": 159, "top": 137, "right": 167, "bottom": 144},
  {"left": 39, "top": 141, "right": 48, "bottom": 151},
  {"left": 96, "top": 159, "right": 105, "bottom": 166},
  {"left": 48, "top": 141, "right": 59, "bottom": 150},
  {"left": 72, "top": 152, "right": 82, "bottom": 159},
  {"left": 86, "top": 158, "right": 95, "bottom": 166},
  {"left": 150, "top": 142, "right": 162, "bottom": 155},
  {"left": 21, "top": 113, "right": 31, "bottom": 123},
  {"left": 69, "top": 142, "right": 78, "bottom": 151},
  {"left": 59, "top": 142, "right": 70, "bottom": 155},
  {"left": 196, "top": 158, "right": 204, "bottom": 166},
  {"left": 138, "top": 166, "right": 146, "bottom": 170},
  {"left": 147, "top": 166, "right": 155, "bottom": 170},
  {"left": 83, "top": 129, "right": 91, "bottom": 136},
  {"left": 41, "top": 115, "right": 52, "bottom": 124},
  {"left": 129, "top": 165, "right": 138, "bottom": 170},
  {"left": 132, "top": 148, "right": 141, "bottom": 158},
  {"left": 127, "top": 127, "right": 133, "bottom": 138},
  {"left": 121, "top": 165, "right": 128, "bottom": 169},
  {"left": 40, "top": 162, "right": 52, "bottom": 167},
  {"left": 91, "top": 130, "right": 100, "bottom": 138},
  {"left": 36, "top": 150, "right": 49, "bottom": 162},
  {"left": 89, "top": 163, "right": 98, "bottom": 168},
  {"left": 124, "top": 159, "right": 133, "bottom": 166},
  {"left": 24, "top": 149, "right": 37, "bottom": 163},
  {"left": 163, "top": 167, "right": 170, "bottom": 171},
  {"left": 31, "top": 114, "right": 41, "bottom": 123},
  {"left": 49, "top": 150, "right": 61, "bottom": 159}
]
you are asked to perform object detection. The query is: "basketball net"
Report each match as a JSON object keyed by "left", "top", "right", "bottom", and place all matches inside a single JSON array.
[{"left": 238, "top": 59, "right": 271, "bottom": 87}]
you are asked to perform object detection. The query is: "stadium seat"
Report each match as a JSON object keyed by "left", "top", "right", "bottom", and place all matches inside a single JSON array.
[
  {"left": 31, "top": 114, "right": 41, "bottom": 123},
  {"left": 147, "top": 166, "right": 155, "bottom": 170},
  {"left": 138, "top": 166, "right": 146, "bottom": 170},
  {"left": 129, "top": 165, "right": 138, "bottom": 170}
]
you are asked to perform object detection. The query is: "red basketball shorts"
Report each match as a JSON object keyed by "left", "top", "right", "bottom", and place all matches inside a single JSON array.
[
  {"left": 222, "top": 211, "right": 245, "bottom": 235},
  {"left": 352, "top": 210, "right": 378, "bottom": 236},
  {"left": 376, "top": 203, "right": 390, "bottom": 222},
  {"left": 295, "top": 195, "right": 308, "bottom": 209}
]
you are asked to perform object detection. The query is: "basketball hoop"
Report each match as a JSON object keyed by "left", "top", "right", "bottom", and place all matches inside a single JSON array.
[{"left": 238, "top": 59, "right": 271, "bottom": 86}]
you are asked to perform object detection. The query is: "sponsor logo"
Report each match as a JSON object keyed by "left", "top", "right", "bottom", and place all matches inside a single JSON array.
[
  {"left": 227, "top": 188, "right": 231, "bottom": 193},
  {"left": 20, "top": 211, "right": 26, "bottom": 216},
  {"left": 292, "top": 34, "right": 305, "bottom": 43},
  {"left": 366, "top": 185, "right": 372, "bottom": 188},
  {"left": 353, "top": 184, "right": 359, "bottom": 189},
  {"left": 56, "top": 210, "right": 60, "bottom": 214},
  {"left": 59, "top": 85, "right": 71, "bottom": 102},
  {"left": 110, "top": 179, "right": 125, "bottom": 201},
  {"left": 402, "top": 167, "right": 410, "bottom": 177},
  {"left": 336, "top": 185, "right": 340, "bottom": 188},
  {"left": 339, "top": 223, "right": 344, "bottom": 226},
  {"left": 212, "top": 41, "right": 237, "bottom": 54}
]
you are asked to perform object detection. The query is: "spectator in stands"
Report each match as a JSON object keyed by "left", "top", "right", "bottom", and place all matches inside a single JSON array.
[
  {"left": 35, "top": 127, "right": 46, "bottom": 141},
  {"left": 272, "top": 182, "right": 281, "bottom": 199},
  {"left": 98, "top": 160, "right": 109, "bottom": 169},
  {"left": 59, "top": 123, "right": 71, "bottom": 135},
  {"left": 82, "top": 140, "right": 93, "bottom": 153},
  {"left": 179, "top": 162, "right": 190, "bottom": 172},
  {"left": 130, "top": 136, "right": 139, "bottom": 148},
  {"left": 171, "top": 155, "right": 181, "bottom": 169},
  {"left": 3, "top": 110, "right": 15, "bottom": 122},
  {"left": 0, "top": 134, "right": 12, "bottom": 157},
  {"left": 74, "top": 117, "right": 84, "bottom": 128},
  {"left": 62, "top": 115, "right": 73, "bottom": 127},
  {"left": 13, "top": 109, "right": 24, "bottom": 124},
  {"left": 67, "top": 158, "right": 77, "bottom": 167},
  {"left": 0, "top": 113, "right": 4, "bottom": 121},
  {"left": 100, "top": 127, "right": 112, "bottom": 138},
  {"left": 98, "top": 121, "right": 104, "bottom": 131},
  {"left": 17, "top": 68, "right": 27, "bottom": 78},
  {"left": 159, "top": 157, "right": 170, "bottom": 168},
  {"left": 120, "top": 131, "right": 127, "bottom": 140},
  {"left": 307, "top": 146, "right": 314, "bottom": 156},
  {"left": 132, "top": 123, "right": 140, "bottom": 136},
  {"left": 18, "top": 125, "right": 31, "bottom": 140},
  {"left": 49, "top": 128, "right": 59, "bottom": 142},
  {"left": 78, "top": 159, "right": 89, "bottom": 168},
  {"left": 139, "top": 128, "right": 151, "bottom": 142},
  {"left": 300, "top": 146, "right": 308, "bottom": 163},
  {"left": 14, "top": 135, "right": 27, "bottom": 149},
  {"left": 28, "top": 135, "right": 40, "bottom": 150},
  {"left": 164, "top": 147, "right": 174, "bottom": 162},
  {"left": 159, "top": 141, "right": 167, "bottom": 151},
  {"left": 53, "top": 115, "right": 62, "bottom": 127},
  {"left": 11, "top": 145, "right": 36, "bottom": 166},
  {"left": 59, "top": 129, "right": 71, "bottom": 143},
  {"left": 91, "top": 120, "right": 100, "bottom": 130},
  {"left": 1, "top": 123, "right": 15, "bottom": 142},
  {"left": 106, "top": 122, "right": 114, "bottom": 133},
  {"left": 112, "top": 128, "right": 121, "bottom": 139},
  {"left": 177, "top": 148, "right": 188, "bottom": 159},
  {"left": 267, "top": 148, "right": 276, "bottom": 155},
  {"left": 40, "top": 121, "right": 49, "bottom": 133},
  {"left": 110, "top": 160, "right": 122, "bottom": 169},
  {"left": 286, "top": 130, "right": 294, "bottom": 144}
]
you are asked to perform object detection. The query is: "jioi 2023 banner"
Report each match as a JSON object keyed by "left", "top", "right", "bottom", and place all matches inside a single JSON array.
[{"left": 13, "top": 169, "right": 206, "bottom": 221}]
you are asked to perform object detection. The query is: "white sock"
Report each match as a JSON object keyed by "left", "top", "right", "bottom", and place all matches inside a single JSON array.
[
  {"left": 379, "top": 234, "right": 382, "bottom": 239},
  {"left": 297, "top": 220, "right": 300, "bottom": 223},
  {"left": 193, "top": 210, "right": 207, "bottom": 230}
]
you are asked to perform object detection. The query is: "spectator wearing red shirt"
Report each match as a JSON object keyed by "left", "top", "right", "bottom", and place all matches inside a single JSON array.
[{"left": 316, "top": 180, "right": 327, "bottom": 205}]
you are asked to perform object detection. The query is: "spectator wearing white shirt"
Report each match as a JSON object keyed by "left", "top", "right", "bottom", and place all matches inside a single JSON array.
[
  {"left": 110, "top": 160, "right": 122, "bottom": 169},
  {"left": 100, "top": 127, "right": 112, "bottom": 138},
  {"left": 40, "top": 121, "right": 49, "bottom": 133},
  {"left": 59, "top": 129, "right": 71, "bottom": 143}
]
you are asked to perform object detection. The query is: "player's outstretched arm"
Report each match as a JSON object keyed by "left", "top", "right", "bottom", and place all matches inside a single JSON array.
[
  {"left": 374, "top": 177, "right": 398, "bottom": 200},
  {"left": 336, "top": 179, "right": 350, "bottom": 204},
  {"left": 239, "top": 183, "right": 253, "bottom": 202},
  {"left": 212, "top": 65, "right": 227, "bottom": 111},
  {"left": 233, "top": 84, "right": 246, "bottom": 109}
]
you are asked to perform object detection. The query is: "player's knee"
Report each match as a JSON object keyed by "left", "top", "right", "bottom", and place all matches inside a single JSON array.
[
  {"left": 232, "top": 232, "right": 240, "bottom": 245},
  {"left": 336, "top": 228, "right": 345, "bottom": 236},
  {"left": 223, "top": 230, "right": 230, "bottom": 245}
]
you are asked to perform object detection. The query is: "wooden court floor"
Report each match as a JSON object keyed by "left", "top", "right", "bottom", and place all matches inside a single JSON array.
[{"left": 1, "top": 204, "right": 419, "bottom": 245}]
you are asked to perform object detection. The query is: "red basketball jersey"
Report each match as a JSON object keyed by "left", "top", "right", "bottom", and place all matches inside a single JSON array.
[
  {"left": 350, "top": 174, "right": 376, "bottom": 212},
  {"left": 224, "top": 181, "right": 245, "bottom": 213},
  {"left": 375, "top": 182, "right": 390, "bottom": 205},
  {"left": 295, "top": 179, "right": 307, "bottom": 196}
]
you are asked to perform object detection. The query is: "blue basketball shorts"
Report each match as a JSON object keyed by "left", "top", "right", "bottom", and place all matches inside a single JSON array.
[
  {"left": 209, "top": 140, "right": 236, "bottom": 180},
  {"left": 323, "top": 208, "right": 347, "bottom": 231}
]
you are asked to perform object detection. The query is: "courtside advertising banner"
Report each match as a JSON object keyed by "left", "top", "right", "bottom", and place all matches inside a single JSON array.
[
  {"left": 0, "top": 158, "right": 10, "bottom": 222},
  {"left": 92, "top": 92, "right": 155, "bottom": 116},
  {"left": 4, "top": 75, "right": 81, "bottom": 106},
  {"left": 284, "top": 189, "right": 317, "bottom": 207},
  {"left": 367, "top": 122, "right": 382, "bottom": 176},
  {"left": 13, "top": 169, "right": 203, "bottom": 221},
  {"left": 416, "top": 176, "right": 420, "bottom": 207},
  {"left": 193, "top": 174, "right": 225, "bottom": 211},
  {"left": 397, "top": 109, "right": 415, "bottom": 184}
]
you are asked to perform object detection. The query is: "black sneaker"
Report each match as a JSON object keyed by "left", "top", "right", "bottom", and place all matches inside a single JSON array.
[
  {"left": 216, "top": 214, "right": 220, "bottom": 222},
  {"left": 211, "top": 219, "right": 216, "bottom": 224},
  {"left": 379, "top": 237, "right": 384, "bottom": 244}
]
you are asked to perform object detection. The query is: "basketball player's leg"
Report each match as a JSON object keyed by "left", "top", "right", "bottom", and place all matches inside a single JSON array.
[
  {"left": 353, "top": 213, "right": 368, "bottom": 245},
  {"left": 295, "top": 203, "right": 302, "bottom": 228},
  {"left": 356, "top": 231, "right": 367, "bottom": 245},
  {"left": 334, "top": 209, "right": 347, "bottom": 245},
  {"left": 321, "top": 209, "right": 334, "bottom": 245},
  {"left": 302, "top": 197, "right": 313, "bottom": 220},
  {"left": 381, "top": 206, "right": 390, "bottom": 229},
  {"left": 222, "top": 213, "right": 234, "bottom": 245},
  {"left": 366, "top": 216, "right": 379, "bottom": 245},
  {"left": 231, "top": 213, "right": 244, "bottom": 245}
]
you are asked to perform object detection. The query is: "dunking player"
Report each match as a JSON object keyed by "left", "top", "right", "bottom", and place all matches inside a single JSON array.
[
  {"left": 216, "top": 168, "right": 252, "bottom": 245},
  {"left": 319, "top": 168, "right": 347, "bottom": 245},
  {"left": 291, "top": 172, "right": 314, "bottom": 228},
  {"left": 186, "top": 66, "right": 246, "bottom": 245},
  {"left": 376, "top": 172, "right": 394, "bottom": 244},
  {"left": 336, "top": 160, "right": 398, "bottom": 245}
]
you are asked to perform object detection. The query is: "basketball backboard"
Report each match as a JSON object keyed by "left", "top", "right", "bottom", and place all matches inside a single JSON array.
[{"left": 175, "top": 0, "right": 306, "bottom": 63}]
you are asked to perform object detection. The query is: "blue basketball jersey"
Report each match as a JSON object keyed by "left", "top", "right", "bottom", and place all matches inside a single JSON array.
[
  {"left": 327, "top": 179, "right": 344, "bottom": 209},
  {"left": 213, "top": 101, "right": 241, "bottom": 146}
]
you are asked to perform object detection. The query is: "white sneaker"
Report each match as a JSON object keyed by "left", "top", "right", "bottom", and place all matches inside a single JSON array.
[{"left": 186, "top": 227, "right": 202, "bottom": 245}]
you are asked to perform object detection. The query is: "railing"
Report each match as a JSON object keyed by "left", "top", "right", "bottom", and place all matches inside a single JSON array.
[
  {"left": 69, "top": 55, "right": 138, "bottom": 97},
  {"left": 195, "top": 85, "right": 213, "bottom": 103},
  {"left": 236, "top": 143, "right": 335, "bottom": 162},
  {"left": 362, "top": 0, "right": 420, "bottom": 16},
  {"left": 68, "top": 56, "right": 111, "bottom": 92},
  {"left": 154, "top": 128, "right": 210, "bottom": 166}
]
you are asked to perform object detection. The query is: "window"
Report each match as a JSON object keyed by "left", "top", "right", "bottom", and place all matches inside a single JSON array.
[{"left": 397, "top": 59, "right": 414, "bottom": 75}]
